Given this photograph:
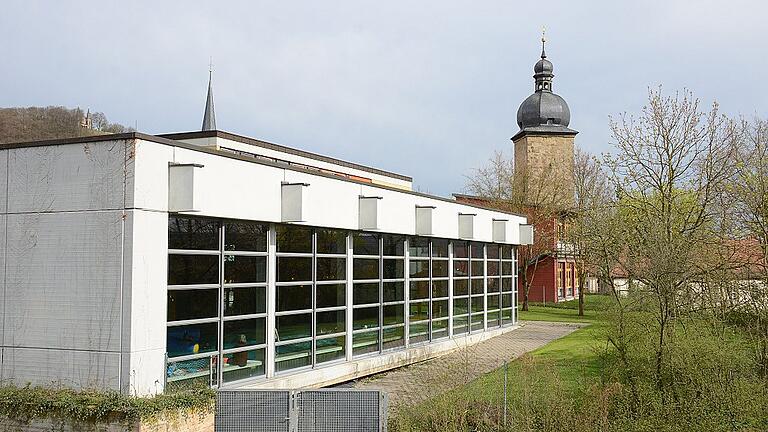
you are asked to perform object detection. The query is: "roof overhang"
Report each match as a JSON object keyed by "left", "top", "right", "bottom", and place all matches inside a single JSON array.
[{"left": 511, "top": 125, "right": 578, "bottom": 142}]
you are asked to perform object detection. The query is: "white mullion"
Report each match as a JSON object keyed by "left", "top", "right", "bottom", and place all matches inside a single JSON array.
[
  {"left": 168, "top": 283, "right": 220, "bottom": 291},
  {"left": 483, "top": 244, "right": 488, "bottom": 331},
  {"left": 216, "top": 223, "right": 225, "bottom": 387},
  {"left": 345, "top": 233, "right": 353, "bottom": 360},
  {"left": 221, "top": 313, "right": 268, "bottom": 322},
  {"left": 167, "top": 352, "right": 219, "bottom": 363},
  {"left": 266, "top": 224, "right": 277, "bottom": 378},
  {"left": 168, "top": 249, "right": 220, "bottom": 255},
  {"left": 223, "top": 250, "right": 269, "bottom": 257},
  {"left": 378, "top": 235, "right": 384, "bottom": 353},
  {"left": 513, "top": 246, "right": 518, "bottom": 325},
  {"left": 403, "top": 237, "right": 410, "bottom": 347},
  {"left": 167, "top": 317, "right": 219, "bottom": 327},
  {"left": 222, "top": 343, "right": 268, "bottom": 355},
  {"left": 311, "top": 229, "right": 317, "bottom": 368}
]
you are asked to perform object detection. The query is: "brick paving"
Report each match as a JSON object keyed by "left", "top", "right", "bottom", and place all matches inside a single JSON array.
[{"left": 349, "top": 321, "right": 586, "bottom": 409}]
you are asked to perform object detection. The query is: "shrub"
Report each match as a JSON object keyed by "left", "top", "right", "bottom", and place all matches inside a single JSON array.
[{"left": 0, "top": 385, "right": 215, "bottom": 424}]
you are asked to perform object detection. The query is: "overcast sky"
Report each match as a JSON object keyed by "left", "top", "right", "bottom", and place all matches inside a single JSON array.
[{"left": 2, "top": 1, "right": 766, "bottom": 196}]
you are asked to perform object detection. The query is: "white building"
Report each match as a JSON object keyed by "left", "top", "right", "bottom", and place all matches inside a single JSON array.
[{"left": 0, "top": 82, "right": 530, "bottom": 396}]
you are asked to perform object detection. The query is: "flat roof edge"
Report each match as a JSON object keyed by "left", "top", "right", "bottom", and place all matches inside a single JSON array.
[
  {"left": 0, "top": 133, "right": 523, "bottom": 220},
  {"left": 452, "top": 193, "right": 528, "bottom": 218},
  {"left": 0, "top": 132, "right": 180, "bottom": 150},
  {"left": 159, "top": 130, "right": 413, "bottom": 182}
]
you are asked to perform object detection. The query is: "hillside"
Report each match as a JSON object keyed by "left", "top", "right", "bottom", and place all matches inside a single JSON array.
[{"left": 0, "top": 106, "right": 131, "bottom": 145}]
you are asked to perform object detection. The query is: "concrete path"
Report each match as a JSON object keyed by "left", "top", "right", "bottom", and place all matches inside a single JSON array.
[{"left": 348, "top": 321, "right": 586, "bottom": 409}]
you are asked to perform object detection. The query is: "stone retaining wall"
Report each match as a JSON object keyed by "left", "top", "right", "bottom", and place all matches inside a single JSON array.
[{"left": 0, "top": 411, "right": 214, "bottom": 432}]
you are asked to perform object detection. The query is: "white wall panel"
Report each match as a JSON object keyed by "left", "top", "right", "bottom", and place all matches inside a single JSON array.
[
  {"left": 3, "top": 347, "right": 120, "bottom": 390},
  {"left": 131, "top": 140, "right": 173, "bottom": 211},
  {"left": 147, "top": 140, "right": 527, "bottom": 243},
  {"left": 122, "top": 348, "right": 166, "bottom": 396},
  {"left": 0, "top": 150, "right": 7, "bottom": 213},
  {"left": 172, "top": 146, "right": 284, "bottom": 222},
  {"left": 7, "top": 142, "right": 127, "bottom": 213},
  {"left": 285, "top": 170, "right": 360, "bottom": 228},
  {"left": 4, "top": 211, "right": 124, "bottom": 351},
  {"left": 122, "top": 210, "right": 167, "bottom": 354}
]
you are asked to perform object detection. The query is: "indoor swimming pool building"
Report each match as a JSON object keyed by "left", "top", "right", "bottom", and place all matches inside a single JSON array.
[{"left": 0, "top": 129, "right": 530, "bottom": 395}]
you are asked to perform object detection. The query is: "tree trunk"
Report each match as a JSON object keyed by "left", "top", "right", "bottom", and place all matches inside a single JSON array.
[{"left": 577, "top": 261, "right": 586, "bottom": 316}]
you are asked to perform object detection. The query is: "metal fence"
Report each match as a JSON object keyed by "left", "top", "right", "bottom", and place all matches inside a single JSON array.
[{"left": 216, "top": 389, "right": 387, "bottom": 432}]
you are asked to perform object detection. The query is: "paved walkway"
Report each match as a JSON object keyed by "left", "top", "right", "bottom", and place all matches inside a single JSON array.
[{"left": 349, "top": 321, "right": 586, "bottom": 408}]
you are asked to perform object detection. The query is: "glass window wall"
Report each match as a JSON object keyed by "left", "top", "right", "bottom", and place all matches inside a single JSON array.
[
  {"left": 275, "top": 226, "right": 348, "bottom": 372},
  {"left": 168, "top": 215, "right": 517, "bottom": 388},
  {"left": 167, "top": 217, "right": 268, "bottom": 388},
  {"left": 452, "top": 240, "right": 470, "bottom": 335},
  {"left": 501, "top": 245, "right": 516, "bottom": 325},
  {"left": 469, "top": 242, "right": 485, "bottom": 332}
]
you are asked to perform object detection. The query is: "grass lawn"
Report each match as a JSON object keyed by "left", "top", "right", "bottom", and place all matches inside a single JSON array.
[
  {"left": 518, "top": 294, "right": 612, "bottom": 324},
  {"left": 518, "top": 305, "right": 603, "bottom": 323},
  {"left": 446, "top": 295, "right": 613, "bottom": 402}
]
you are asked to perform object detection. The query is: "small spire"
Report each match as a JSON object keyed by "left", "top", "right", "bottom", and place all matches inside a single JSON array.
[
  {"left": 202, "top": 60, "right": 216, "bottom": 131},
  {"left": 541, "top": 26, "right": 547, "bottom": 58}
]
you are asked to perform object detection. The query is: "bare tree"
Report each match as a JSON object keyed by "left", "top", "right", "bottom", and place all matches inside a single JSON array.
[
  {"left": 566, "top": 146, "right": 612, "bottom": 316},
  {"left": 465, "top": 150, "right": 569, "bottom": 310},
  {"left": 726, "top": 118, "right": 768, "bottom": 375},
  {"left": 604, "top": 87, "right": 741, "bottom": 393}
]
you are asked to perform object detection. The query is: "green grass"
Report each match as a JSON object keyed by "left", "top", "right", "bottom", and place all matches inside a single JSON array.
[
  {"left": 519, "top": 294, "right": 612, "bottom": 323},
  {"left": 518, "top": 305, "right": 604, "bottom": 323},
  {"left": 449, "top": 295, "right": 613, "bottom": 400},
  {"left": 531, "top": 321, "right": 607, "bottom": 387},
  {"left": 534, "top": 294, "right": 616, "bottom": 311},
  {"left": 518, "top": 295, "right": 612, "bottom": 387}
]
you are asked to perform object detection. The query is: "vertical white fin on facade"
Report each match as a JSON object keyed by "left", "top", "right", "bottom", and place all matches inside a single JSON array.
[
  {"left": 492, "top": 219, "right": 508, "bottom": 243},
  {"left": 168, "top": 163, "right": 203, "bottom": 212},
  {"left": 415, "top": 206, "right": 434, "bottom": 236},
  {"left": 281, "top": 182, "right": 309, "bottom": 222},
  {"left": 458, "top": 213, "right": 476, "bottom": 239},
  {"left": 358, "top": 196, "right": 382, "bottom": 230}
]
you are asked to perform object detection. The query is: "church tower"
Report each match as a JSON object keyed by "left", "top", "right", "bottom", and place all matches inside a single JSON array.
[{"left": 512, "top": 36, "right": 577, "bottom": 207}]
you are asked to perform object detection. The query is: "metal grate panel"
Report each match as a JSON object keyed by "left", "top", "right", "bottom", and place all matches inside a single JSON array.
[
  {"left": 215, "top": 389, "right": 387, "bottom": 432},
  {"left": 298, "top": 390, "right": 384, "bottom": 432},
  {"left": 216, "top": 390, "right": 292, "bottom": 432}
]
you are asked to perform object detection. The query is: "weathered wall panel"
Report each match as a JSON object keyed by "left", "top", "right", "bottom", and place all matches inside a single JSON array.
[
  {"left": 0, "top": 214, "right": 6, "bottom": 356},
  {"left": 3, "top": 346, "right": 120, "bottom": 390},
  {"left": 0, "top": 150, "right": 7, "bottom": 213},
  {"left": 7, "top": 141, "right": 127, "bottom": 213},
  {"left": 4, "top": 211, "right": 124, "bottom": 352}
]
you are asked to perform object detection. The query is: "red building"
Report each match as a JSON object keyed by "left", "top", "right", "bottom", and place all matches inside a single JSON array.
[{"left": 454, "top": 195, "right": 579, "bottom": 304}]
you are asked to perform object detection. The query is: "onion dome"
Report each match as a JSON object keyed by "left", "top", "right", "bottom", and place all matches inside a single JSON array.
[{"left": 515, "top": 36, "right": 574, "bottom": 133}]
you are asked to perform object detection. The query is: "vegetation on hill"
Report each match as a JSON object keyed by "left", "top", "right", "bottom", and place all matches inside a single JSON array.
[{"left": 0, "top": 106, "right": 131, "bottom": 145}]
